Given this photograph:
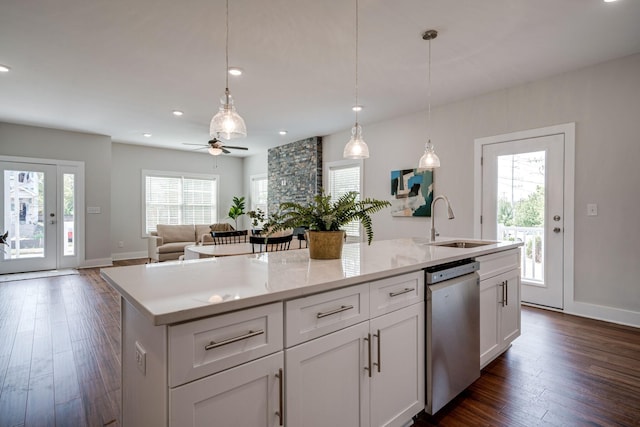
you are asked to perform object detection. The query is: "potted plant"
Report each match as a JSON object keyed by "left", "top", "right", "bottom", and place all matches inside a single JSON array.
[
  {"left": 266, "top": 191, "right": 391, "bottom": 259},
  {"left": 227, "top": 196, "right": 246, "bottom": 230},
  {"left": 247, "top": 207, "right": 266, "bottom": 235}
]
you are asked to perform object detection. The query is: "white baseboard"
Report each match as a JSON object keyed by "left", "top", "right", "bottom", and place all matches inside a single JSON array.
[
  {"left": 112, "top": 250, "right": 147, "bottom": 261},
  {"left": 81, "top": 257, "right": 114, "bottom": 268},
  {"left": 566, "top": 301, "right": 640, "bottom": 328}
]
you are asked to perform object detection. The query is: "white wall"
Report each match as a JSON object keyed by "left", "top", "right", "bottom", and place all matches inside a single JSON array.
[
  {"left": 0, "top": 122, "right": 112, "bottom": 265},
  {"left": 323, "top": 53, "right": 640, "bottom": 325},
  {"left": 111, "top": 143, "right": 244, "bottom": 259}
]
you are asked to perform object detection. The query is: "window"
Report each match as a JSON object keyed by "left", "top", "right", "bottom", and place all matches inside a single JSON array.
[
  {"left": 250, "top": 174, "right": 268, "bottom": 216},
  {"left": 142, "top": 170, "right": 218, "bottom": 234},
  {"left": 325, "top": 160, "right": 363, "bottom": 241}
]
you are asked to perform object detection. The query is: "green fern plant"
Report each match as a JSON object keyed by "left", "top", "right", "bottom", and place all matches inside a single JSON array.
[{"left": 266, "top": 192, "right": 390, "bottom": 245}]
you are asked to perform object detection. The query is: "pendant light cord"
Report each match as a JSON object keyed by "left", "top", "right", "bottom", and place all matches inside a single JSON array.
[
  {"left": 355, "top": 0, "right": 359, "bottom": 125},
  {"left": 225, "top": 0, "right": 230, "bottom": 95},
  {"left": 427, "top": 36, "right": 431, "bottom": 142}
]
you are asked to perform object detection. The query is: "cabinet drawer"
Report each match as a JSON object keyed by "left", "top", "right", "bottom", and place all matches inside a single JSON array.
[
  {"left": 285, "top": 283, "right": 369, "bottom": 347},
  {"left": 476, "top": 248, "right": 520, "bottom": 280},
  {"left": 169, "top": 302, "right": 283, "bottom": 387},
  {"left": 369, "top": 272, "right": 424, "bottom": 318}
]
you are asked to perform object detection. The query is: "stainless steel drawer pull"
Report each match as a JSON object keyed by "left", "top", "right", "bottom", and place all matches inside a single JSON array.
[
  {"left": 316, "top": 304, "right": 354, "bottom": 319},
  {"left": 204, "top": 329, "right": 265, "bottom": 351},
  {"left": 275, "top": 368, "right": 283, "bottom": 426},
  {"left": 388, "top": 287, "right": 415, "bottom": 297}
]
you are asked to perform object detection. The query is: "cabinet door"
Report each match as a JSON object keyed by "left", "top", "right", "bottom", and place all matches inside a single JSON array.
[
  {"left": 500, "top": 269, "right": 521, "bottom": 346},
  {"left": 369, "top": 302, "right": 424, "bottom": 427},
  {"left": 479, "top": 279, "right": 500, "bottom": 368},
  {"left": 170, "top": 352, "right": 284, "bottom": 427},
  {"left": 286, "top": 322, "right": 370, "bottom": 427}
]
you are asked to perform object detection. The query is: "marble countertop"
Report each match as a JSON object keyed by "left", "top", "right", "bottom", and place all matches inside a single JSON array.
[{"left": 101, "top": 237, "right": 521, "bottom": 326}]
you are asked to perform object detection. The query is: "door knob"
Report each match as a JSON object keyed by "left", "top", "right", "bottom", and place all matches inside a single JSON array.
[
  {"left": 553, "top": 227, "right": 561, "bottom": 233},
  {"left": 553, "top": 215, "right": 561, "bottom": 221}
]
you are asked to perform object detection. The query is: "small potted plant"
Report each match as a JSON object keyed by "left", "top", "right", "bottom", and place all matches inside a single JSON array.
[
  {"left": 247, "top": 207, "right": 266, "bottom": 235},
  {"left": 227, "top": 196, "right": 246, "bottom": 230},
  {"left": 266, "top": 191, "right": 390, "bottom": 259}
]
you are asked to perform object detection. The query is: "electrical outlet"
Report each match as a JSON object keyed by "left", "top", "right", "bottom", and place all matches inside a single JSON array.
[
  {"left": 587, "top": 203, "right": 598, "bottom": 216},
  {"left": 118, "top": 241, "right": 124, "bottom": 248},
  {"left": 135, "top": 341, "right": 146, "bottom": 375}
]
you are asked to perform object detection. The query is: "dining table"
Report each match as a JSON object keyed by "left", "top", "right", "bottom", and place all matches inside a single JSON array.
[{"left": 183, "top": 243, "right": 255, "bottom": 260}]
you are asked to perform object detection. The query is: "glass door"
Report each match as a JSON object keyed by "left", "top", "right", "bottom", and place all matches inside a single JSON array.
[{"left": 1, "top": 162, "right": 58, "bottom": 273}]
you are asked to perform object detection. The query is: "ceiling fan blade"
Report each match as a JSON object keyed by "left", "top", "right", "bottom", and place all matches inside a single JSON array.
[
  {"left": 223, "top": 145, "right": 249, "bottom": 150},
  {"left": 222, "top": 148, "right": 231, "bottom": 154}
]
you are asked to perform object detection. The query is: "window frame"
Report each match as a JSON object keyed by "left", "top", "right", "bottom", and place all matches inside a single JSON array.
[
  {"left": 141, "top": 169, "right": 219, "bottom": 237},
  {"left": 323, "top": 159, "right": 364, "bottom": 242},
  {"left": 249, "top": 173, "right": 268, "bottom": 220}
]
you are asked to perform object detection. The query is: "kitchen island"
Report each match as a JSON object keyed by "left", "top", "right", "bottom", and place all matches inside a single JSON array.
[{"left": 101, "top": 237, "right": 521, "bottom": 427}]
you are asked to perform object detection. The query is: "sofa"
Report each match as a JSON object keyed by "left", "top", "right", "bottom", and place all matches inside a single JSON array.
[{"left": 147, "top": 223, "right": 234, "bottom": 262}]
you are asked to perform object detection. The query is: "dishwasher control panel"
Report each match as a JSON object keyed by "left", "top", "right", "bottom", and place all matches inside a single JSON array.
[{"left": 425, "top": 258, "right": 479, "bottom": 284}]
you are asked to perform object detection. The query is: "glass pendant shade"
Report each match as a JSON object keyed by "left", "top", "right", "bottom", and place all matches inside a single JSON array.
[
  {"left": 343, "top": 123, "right": 369, "bottom": 159},
  {"left": 418, "top": 139, "right": 440, "bottom": 169},
  {"left": 210, "top": 91, "right": 247, "bottom": 140}
]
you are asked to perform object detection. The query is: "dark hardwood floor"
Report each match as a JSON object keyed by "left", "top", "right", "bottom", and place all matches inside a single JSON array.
[{"left": 1, "top": 261, "right": 639, "bottom": 426}]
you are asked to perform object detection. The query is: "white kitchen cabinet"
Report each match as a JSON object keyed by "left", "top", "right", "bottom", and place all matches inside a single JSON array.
[
  {"left": 170, "top": 352, "right": 284, "bottom": 427},
  {"left": 477, "top": 248, "right": 521, "bottom": 368},
  {"left": 285, "top": 272, "right": 425, "bottom": 427},
  {"left": 369, "top": 301, "right": 424, "bottom": 427}
]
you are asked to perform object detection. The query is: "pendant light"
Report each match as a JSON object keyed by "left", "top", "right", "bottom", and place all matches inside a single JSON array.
[
  {"left": 418, "top": 29, "right": 440, "bottom": 169},
  {"left": 343, "top": 0, "right": 369, "bottom": 159},
  {"left": 210, "top": 0, "right": 247, "bottom": 140}
]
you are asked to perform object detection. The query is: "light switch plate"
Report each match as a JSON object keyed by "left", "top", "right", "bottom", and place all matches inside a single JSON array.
[
  {"left": 587, "top": 204, "right": 598, "bottom": 216},
  {"left": 87, "top": 206, "right": 101, "bottom": 214}
]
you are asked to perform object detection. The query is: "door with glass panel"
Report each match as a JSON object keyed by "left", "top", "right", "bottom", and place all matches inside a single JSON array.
[
  {"left": 481, "top": 135, "right": 565, "bottom": 309},
  {"left": 1, "top": 162, "right": 59, "bottom": 273}
]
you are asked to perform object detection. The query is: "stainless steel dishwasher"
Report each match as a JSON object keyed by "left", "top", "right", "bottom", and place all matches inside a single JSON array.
[{"left": 425, "top": 258, "right": 480, "bottom": 415}]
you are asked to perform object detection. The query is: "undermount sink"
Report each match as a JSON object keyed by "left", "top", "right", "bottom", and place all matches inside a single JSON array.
[{"left": 431, "top": 240, "right": 496, "bottom": 248}]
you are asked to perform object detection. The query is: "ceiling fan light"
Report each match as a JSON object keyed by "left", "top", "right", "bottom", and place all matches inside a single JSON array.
[
  {"left": 343, "top": 123, "right": 370, "bottom": 159},
  {"left": 418, "top": 140, "right": 440, "bottom": 169},
  {"left": 208, "top": 146, "right": 224, "bottom": 156}
]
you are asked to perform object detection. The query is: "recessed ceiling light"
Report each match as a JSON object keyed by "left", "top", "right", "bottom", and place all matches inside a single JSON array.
[
  {"left": 604, "top": 0, "right": 618, "bottom": 2},
  {"left": 352, "top": 105, "right": 363, "bottom": 112},
  {"left": 172, "top": 110, "right": 184, "bottom": 116},
  {"left": 228, "top": 67, "right": 243, "bottom": 76},
  {"left": 0, "top": 65, "right": 10, "bottom": 73},
  {"left": 143, "top": 133, "right": 152, "bottom": 138},
  {"left": 279, "top": 130, "right": 288, "bottom": 135}
]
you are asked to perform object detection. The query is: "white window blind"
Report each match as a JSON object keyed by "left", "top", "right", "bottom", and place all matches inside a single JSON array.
[
  {"left": 143, "top": 171, "right": 218, "bottom": 234},
  {"left": 327, "top": 163, "right": 361, "bottom": 239},
  {"left": 250, "top": 174, "right": 268, "bottom": 216}
]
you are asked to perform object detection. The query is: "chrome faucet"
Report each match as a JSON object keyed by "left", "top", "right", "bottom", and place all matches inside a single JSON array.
[{"left": 430, "top": 195, "right": 455, "bottom": 242}]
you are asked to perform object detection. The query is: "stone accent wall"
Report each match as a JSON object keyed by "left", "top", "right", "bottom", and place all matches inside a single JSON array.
[{"left": 268, "top": 136, "right": 322, "bottom": 215}]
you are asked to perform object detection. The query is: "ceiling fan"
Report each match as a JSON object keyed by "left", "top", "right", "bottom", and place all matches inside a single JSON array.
[{"left": 183, "top": 138, "right": 248, "bottom": 156}]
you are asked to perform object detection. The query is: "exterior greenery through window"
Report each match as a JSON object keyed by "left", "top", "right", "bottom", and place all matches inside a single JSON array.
[{"left": 143, "top": 170, "right": 218, "bottom": 234}]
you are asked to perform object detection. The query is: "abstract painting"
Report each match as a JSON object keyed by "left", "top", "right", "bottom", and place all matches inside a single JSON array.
[{"left": 390, "top": 169, "right": 433, "bottom": 217}]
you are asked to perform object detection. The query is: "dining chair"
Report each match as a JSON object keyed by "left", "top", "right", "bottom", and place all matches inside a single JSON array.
[
  {"left": 211, "top": 230, "right": 248, "bottom": 244},
  {"left": 250, "top": 234, "right": 293, "bottom": 253},
  {"left": 292, "top": 227, "right": 308, "bottom": 249}
]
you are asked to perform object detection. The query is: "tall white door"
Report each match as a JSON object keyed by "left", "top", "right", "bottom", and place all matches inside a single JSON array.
[
  {"left": 481, "top": 134, "right": 565, "bottom": 309},
  {"left": 1, "top": 159, "right": 81, "bottom": 274},
  {"left": 1, "top": 162, "right": 58, "bottom": 273}
]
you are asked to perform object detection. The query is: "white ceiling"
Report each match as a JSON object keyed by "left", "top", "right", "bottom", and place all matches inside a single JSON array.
[{"left": 1, "top": 0, "right": 640, "bottom": 157}]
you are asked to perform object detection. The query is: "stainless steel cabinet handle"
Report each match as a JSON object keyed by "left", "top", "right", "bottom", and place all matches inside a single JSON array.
[
  {"left": 499, "top": 281, "right": 506, "bottom": 307},
  {"left": 275, "top": 368, "right": 283, "bottom": 426},
  {"left": 204, "top": 329, "right": 265, "bottom": 350},
  {"left": 505, "top": 279, "right": 508, "bottom": 306},
  {"left": 373, "top": 330, "right": 381, "bottom": 373},
  {"left": 364, "top": 333, "right": 372, "bottom": 377},
  {"left": 388, "top": 288, "right": 415, "bottom": 297},
  {"left": 316, "top": 304, "right": 354, "bottom": 319}
]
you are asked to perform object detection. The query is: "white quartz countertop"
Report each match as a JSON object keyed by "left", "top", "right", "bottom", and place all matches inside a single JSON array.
[{"left": 101, "top": 237, "right": 521, "bottom": 326}]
